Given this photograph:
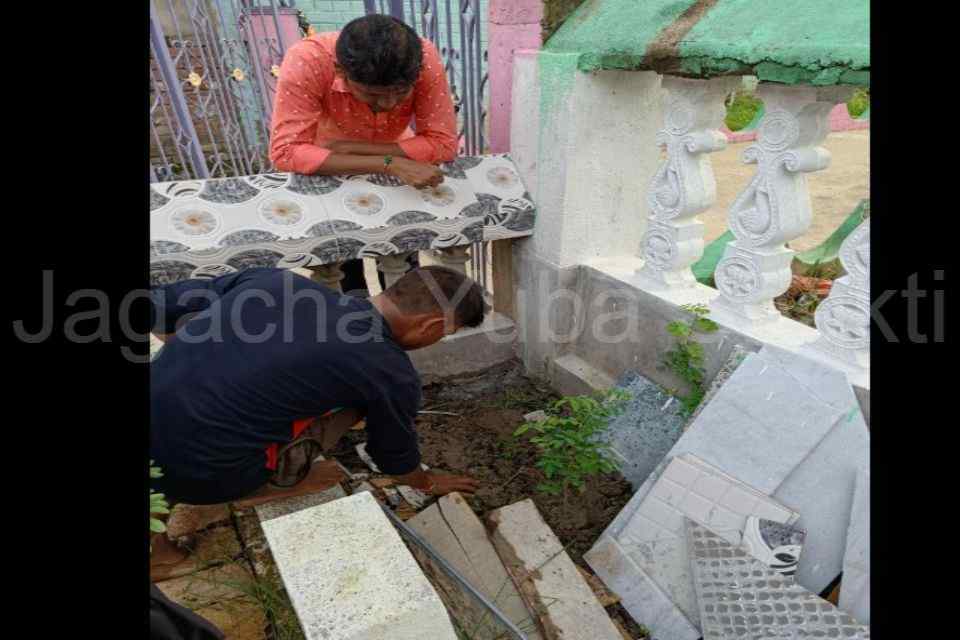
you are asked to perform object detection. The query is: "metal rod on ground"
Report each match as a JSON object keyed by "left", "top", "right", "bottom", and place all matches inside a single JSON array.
[{"left": 380, "top": 504, "right": 529, "bottom": 640}]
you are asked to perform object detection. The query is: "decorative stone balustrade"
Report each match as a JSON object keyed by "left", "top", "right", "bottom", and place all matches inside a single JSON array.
[
  {"left": 808, "top": 219, "right": 870, "bottom": 368},
  {"left": 709, "top": 84, "right": 853, "bottom": 325},
  {"left": 636, "top": 76, "right": 739, "bottom": 290}
]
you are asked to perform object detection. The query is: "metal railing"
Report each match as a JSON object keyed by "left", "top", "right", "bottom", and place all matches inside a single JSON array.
[{"left": 150, "top": 0, "right": 298, "bottom": 181}]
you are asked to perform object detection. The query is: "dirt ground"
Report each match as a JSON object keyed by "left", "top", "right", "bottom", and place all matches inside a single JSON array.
[
  {"left": 703, "top": 129, "right": 870, "bottom": 252},
  {"left": 331, "top": 359, "right": 648, "bottom": 637}
]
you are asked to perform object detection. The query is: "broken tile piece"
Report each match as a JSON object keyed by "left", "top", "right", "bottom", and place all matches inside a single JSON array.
[
  {"left": 839, "top": 470, "right": 870, "bottom": 625},
  {"left": 382, "top": 486, "right": 402, "bottom": 507},
  {"left": 396, "top": 484, "right": 431, "bottom": 510},
  {"left": 488, "top": 499, "right": 624, "bottom": 640},
  {"left": 596, "top": 454, "right": 796, "bottom": 626},
  {"left": 602, "top": 372, "right": 688, "bottom": 489},
  {"left": 254, "top": 485, "right": 346, "bottom": 522},
  {"left": 261, "top": 492, "right": 459, "bottom": 640},
  {"left": 407, "top": 493, "right": 541, "bottom": 639},
  {"left": 686, "top": 520, "right": 870, "bottom": 639}
]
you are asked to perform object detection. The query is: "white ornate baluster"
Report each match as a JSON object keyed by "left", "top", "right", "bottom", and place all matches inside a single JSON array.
[
  {"left": 377, "top": 252, "right": 413, "bottom": 289},
  {"left": 637, "top": 76, "right": 739, "bottom": 289},
  {"left": 809, "top": 219, "right": 870, "bottom": 368},
  {"left": 711, "top": 83, "right": 853, "bottom": 324},
  {"left": 434, "top": 246, "right": 471, "bottom": 275}
]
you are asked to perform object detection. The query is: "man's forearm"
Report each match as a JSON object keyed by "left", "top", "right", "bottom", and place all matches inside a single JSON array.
[
  {"left": 311, "top": 153, "right": 395, "bottom": 176},
  {"left": 327, "top": 141, "right": 408, "bottom": 158},
  {"left": 392, "top": 468, "right": 433, "bottom": 491}
]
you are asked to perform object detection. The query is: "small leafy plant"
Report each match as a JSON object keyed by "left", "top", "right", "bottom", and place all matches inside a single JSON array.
[
  {"left": 514, "top": 389, "right": 631, "bottom": 497},
  {"left": 150, "top": 460, "right": 170, "bottom": 548},
  {"left": 664, "top": 304, "right": 719, "bottom": 416}
]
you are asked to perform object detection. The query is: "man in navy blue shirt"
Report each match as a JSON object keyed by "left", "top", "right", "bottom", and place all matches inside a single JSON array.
[{"left": 150, "top": 266, "right": 483, "bottom": 564}]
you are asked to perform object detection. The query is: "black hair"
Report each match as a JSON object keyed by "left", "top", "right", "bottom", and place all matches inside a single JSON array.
[
  {"left": 336, "top": 15, "right": 423, "bottom": 88},
  {"left": 385, "top": 266, "right": 487, "bottom": 329}
]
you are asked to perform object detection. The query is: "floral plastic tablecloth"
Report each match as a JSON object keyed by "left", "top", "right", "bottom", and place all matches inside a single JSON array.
[{"left": 149, "top": 154, "right": 536, "bottom": 285}]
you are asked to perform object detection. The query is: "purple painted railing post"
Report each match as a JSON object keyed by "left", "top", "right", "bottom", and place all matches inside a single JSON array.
[
  {"left": 487, "top": 0, "right": 543, "bottom": 153},
  {"left": 242, "top": 5, "right": 302, "bottom": 124},
  {"left": 150, "top": 3, "right": 210, "bottom": 179}
]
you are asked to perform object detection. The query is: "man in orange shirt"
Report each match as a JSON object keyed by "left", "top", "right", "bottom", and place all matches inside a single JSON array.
[{"left": 269, "top": 15, "right": 459, "bottom": 294}]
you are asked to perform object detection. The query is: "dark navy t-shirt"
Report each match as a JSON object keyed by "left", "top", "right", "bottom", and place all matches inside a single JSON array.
[{"left": 150, "top": 268, "right": 421, "bottom": 504}]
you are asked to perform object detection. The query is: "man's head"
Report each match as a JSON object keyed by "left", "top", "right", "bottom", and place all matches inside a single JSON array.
[
  {"left": 373, "top": 266, "right": 487, "bottom": 351},
  {"left": 335, "top": 15, "right": 423, "bottom": 113}
]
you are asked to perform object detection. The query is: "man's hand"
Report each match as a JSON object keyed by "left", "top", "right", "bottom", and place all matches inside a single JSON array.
[
  {"left": 386, "top": 157, "right": 444, "bottom": 189},
  {"left": 426, "top": 472, "right": 480, "bottom": 497},
  {"left": 393, "top": 468, "right": 480, "bottom": 496}
]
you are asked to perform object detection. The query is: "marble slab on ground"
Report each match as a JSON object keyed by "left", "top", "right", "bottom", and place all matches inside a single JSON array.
[
  {"left": 838, "top": 470, "right": 870, "bottom": 625},
  {"left": 488, "top": 499, "right": 623, "bottom": 640},
  {"left": 585, "top": 536, "right": 700, "bottom": 640},
  {"left": 602, "top": 372, "right": 688, "bottom": 489},
  {"left": 687, "top": 520, "right": 870, "bottom": 639},
  {"left": 407, "top": 493, "right": 541, "bottom": 640},
  {"left": 261, "top": 492, "right": 458, "bottom": 640},
  {"left": 587, "top": 454, "right": 797, "bottom": 628}
]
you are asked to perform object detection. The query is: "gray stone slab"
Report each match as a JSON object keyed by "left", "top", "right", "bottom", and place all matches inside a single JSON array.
[
  {"left": 584, "top": 535, "right": 699, "bottom": 640},
  {"left": 261, "top": 492, "right": 459, "bottom": 640},
  {"left": 601, "top": 346, "right": 858, "bottom": 543},
  {"left": 602, "top": 372, "right": 688, "bottom": 489},
  {"left": 686, "top": 520, "right": 870, "bottom": 639},
  {"left": 685, "top": 344, "right": 750, "bottom": 428},
  {"left": 838, "top": 470, "right": 870, "bottom": 625},
  {"left": 773, "top": 401, "right": 869, "bottom": 594},
  {"left": 657, "top": 348, "right": 849, "bottom": 491},
  {"left": 488, "top": 499, "right": 623, "bottom": 640},
  {"left": 406, "top": 493, "right": 541, "bottom": 640}
]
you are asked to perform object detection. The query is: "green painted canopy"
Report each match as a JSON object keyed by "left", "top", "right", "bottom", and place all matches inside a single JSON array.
[{"left": 545, "top": 0, "right": 869, "bottom": 86}]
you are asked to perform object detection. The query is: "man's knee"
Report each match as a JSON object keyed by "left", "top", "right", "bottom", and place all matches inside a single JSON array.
[{"left": 315, "top": 408, "right": 365, "bottom": 451}]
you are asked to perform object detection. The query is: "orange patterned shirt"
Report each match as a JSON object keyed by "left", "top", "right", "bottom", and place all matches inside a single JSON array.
[{"left": 268, "top": 32, "right": 458, "bottom": 174}]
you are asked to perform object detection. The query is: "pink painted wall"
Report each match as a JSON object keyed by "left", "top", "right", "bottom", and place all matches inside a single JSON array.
[
  {"left": 488, "top": 0, "right": 543, "bottom": 153},
  {"left": 722, "top": 103, "right": 868, "bottom": 143}
]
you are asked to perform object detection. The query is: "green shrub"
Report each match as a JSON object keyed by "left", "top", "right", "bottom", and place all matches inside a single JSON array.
[
  {"left": 514, "top": 389, "right": 631, "bottom": 497},
  {"left": 664, "top": 304, "right": 720, "bottom": 415}
]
